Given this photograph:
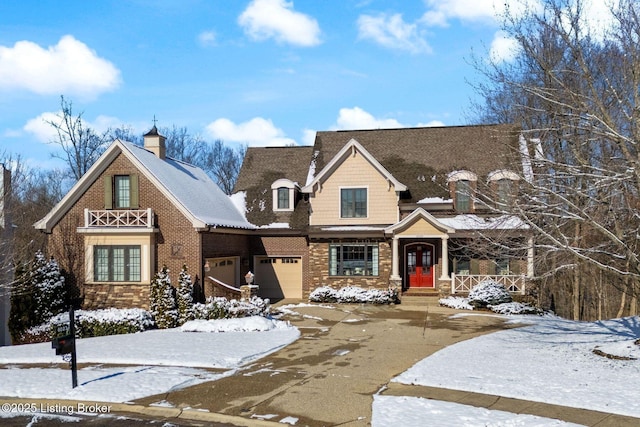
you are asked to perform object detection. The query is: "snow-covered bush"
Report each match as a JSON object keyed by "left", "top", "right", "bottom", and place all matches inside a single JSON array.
[
  {"left": 192, "top": 296, "right": 270, "bottom": 320},
  {"left": 33, "top": 252, "right": 68, "bottom": 323},
  {"left": 150, "top": 266, "right": 178, "bottom": 329},
  {"left": 49, "top": 308, "right": 154, "bottom": 338},
  {"left": 308, "top": 286, "right": 339, "bottom": 302},
  {"left": 309, "top": 286, "right": 399, "bottom": 304},
  {"left": 489, "top": 302, "right": 543, "bottom": 315},
  {"left": 468, "top": 280, "right": 512, "bottom": 308},
  {"left": 439, "top": 296, "right": 474, "bottom": 310},
  {"left": 20, "top": 308, "right": 155, "bottom": 341},
  {"left": 9, "top": 251, "right": 69, "bottom": 344},
  {"left": 176, "top": 264, "right": 195, "bottom": 325}
]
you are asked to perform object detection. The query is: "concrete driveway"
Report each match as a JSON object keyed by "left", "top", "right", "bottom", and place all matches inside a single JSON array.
[{"left": 134, "top": 297, "right": 509, "bottom": 426}]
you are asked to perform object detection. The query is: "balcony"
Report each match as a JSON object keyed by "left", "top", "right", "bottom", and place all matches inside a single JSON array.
[
  {"left": 451, "top": 273, "right": 526, "bottom": 295},
  {"left": 84, "top": 208, "right": 154, "bottom": 228}
]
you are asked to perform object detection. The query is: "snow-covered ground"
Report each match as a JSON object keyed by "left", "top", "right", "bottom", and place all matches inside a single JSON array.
[
  {"left": 0, "top": 316, "right": 299, "bottom": 402},
  {"left": 1, "top": 308, "right": 639, "bottom": 426}
]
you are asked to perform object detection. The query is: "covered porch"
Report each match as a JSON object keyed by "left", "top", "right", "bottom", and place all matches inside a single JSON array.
[{"left": 385, "top": 208, "right": 533, "bottom": 295}]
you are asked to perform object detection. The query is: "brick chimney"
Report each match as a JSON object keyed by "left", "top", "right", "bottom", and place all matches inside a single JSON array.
[{"left": 143, "top": 125, "right": 166, "bottom": 160}]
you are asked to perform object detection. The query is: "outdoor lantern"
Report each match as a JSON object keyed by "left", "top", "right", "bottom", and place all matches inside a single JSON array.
[{"left": 245, "top": 271, "right": 254, "bottom": 285}]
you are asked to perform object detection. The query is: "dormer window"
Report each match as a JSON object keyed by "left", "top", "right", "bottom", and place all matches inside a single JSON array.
[
  {"left": 271, "top": 178, "right": 297, "bottom": 212},
  {"left": 488, "top": 170, "right": 519, "bottom": 207},
  {"left": 277, "top": 187, "right": 290, "bottom": 210},
  {"left": 456, "top": 180, "right": 472, "bottom": 213},
  {"left": 447, "top": 170, "right": 477, "bottom": 213}
]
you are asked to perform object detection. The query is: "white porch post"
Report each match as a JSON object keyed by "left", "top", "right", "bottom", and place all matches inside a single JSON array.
[
  {"left": 390, "top": 235, "right": 401, "bottom": 281},
  {"left": 439, "top": 236, "right": 450, "bottom": 280}
]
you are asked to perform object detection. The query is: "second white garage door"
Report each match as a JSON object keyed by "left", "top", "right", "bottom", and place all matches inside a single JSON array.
[{"left": 254, "top": 256, "right": 302, "bottom": 299}]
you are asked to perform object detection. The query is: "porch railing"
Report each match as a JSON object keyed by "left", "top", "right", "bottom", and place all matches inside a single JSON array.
[
  {"left": 84, "top": 208, "right": 154, "bottom": 228},
  {"left": 451, "top": 274, "right": 526, "bottom": 295}
]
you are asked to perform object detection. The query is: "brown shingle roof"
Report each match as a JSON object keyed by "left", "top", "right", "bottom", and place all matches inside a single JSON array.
[
  {"left": 313, "top": 124, "right": 520, "bottom": 202},
  {"left": 234, "top": 146, "right": 314, "bottom": 192},
  {"left": 233, "top": 146, "right": 314, "bottom": 227}
]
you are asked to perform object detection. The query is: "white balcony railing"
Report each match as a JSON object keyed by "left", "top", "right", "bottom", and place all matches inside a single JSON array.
[
  {"left": 451, "top": 274, "right": 526, "bottom": 295},
  {"left": 84, "top": 208, "right": 154, "bottom": 228}
]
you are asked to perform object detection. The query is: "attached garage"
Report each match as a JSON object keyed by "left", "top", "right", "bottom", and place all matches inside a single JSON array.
[
  {"left": 254, "top": 256, "right": 302, "bottom": 299},
  {"left": 205, "top": 256, "right": 240, "bottom": 286}
]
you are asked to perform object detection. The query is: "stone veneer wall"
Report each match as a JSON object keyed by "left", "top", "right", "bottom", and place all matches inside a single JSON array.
[
  {"left": 308, "top": 239, "right": 391, "bottom": 298},
  {"left": 83, "top": 284, "right": 150, "bottom": 310}
]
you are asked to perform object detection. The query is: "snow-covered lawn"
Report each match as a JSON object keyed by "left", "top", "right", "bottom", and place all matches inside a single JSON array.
[
  {"left": 0, "top": 316, "right": 299, "bottom": 402},
  {"left": 373, "top": 396, "right": 583, "bottom": 427},
  {"left": 390, "top": 314, "right": 640, "bottom": 420},
  {"left": 1, "top": 306, "right": 640, "bottom": 426}
]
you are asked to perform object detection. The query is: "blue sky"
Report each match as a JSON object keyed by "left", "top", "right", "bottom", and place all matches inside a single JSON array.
[{"left": 0, "top": 0, "right": 527, "bottom": 168}]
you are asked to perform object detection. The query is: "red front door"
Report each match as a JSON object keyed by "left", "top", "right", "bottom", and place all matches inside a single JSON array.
[{"left": 407, "top": 244, "right": 434, "bottom": 288}]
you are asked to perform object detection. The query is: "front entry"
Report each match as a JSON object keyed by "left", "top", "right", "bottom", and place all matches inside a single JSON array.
[{"left": 406, "top": 243, "right": 434, "bottom": 288}]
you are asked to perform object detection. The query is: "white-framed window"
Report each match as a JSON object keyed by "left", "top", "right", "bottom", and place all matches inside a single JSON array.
[
  {"left": 277, "top": 187, "right": 290, "bottom": 210},
  {"left": 340, "top": 188, "right": 367, "bottom": 218},
  {"left": 271, "top": 179, "right": 296, "bottom": 212}
]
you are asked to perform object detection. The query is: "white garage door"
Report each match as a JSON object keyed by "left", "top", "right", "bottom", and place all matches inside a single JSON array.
[{"left": 254, "top": 256, "right": 302, "bottom": 299}]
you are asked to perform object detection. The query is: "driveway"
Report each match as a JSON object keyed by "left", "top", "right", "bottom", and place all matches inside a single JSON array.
[{"left": 134, "top": 297, "right": 508, "bottom": 426}]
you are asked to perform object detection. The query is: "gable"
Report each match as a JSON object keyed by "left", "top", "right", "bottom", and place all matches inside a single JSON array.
[
  {"left": 35, "top": 140, "right": 251, "bottom": 233},
  {"left": 385, "top": 208, "right": 455, "bottom": 237},
  {"left": 313, "top": 125, "right": 520, "bottom": 202},
  {"left": 302, "top": 138, "right": 407, "bottom": 195}
]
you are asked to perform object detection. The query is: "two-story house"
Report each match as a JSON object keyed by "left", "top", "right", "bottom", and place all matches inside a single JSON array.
[
  {"left": 36, "top": 123, "right": 532, "bottom": 310},
  {"left": 234, "top": 124, "right": 533, "bottom": 299},
  {"left": 35, "top": 127, "right": 254, "bottom": 309}
]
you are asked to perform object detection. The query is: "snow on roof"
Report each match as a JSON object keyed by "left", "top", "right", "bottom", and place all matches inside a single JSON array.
[
  {"left": 320, "top": 226, "right": 387, "bottom": 232},
  {"left": 437, "top": 214, "right": 528, "bottom": 230},
  {"left": 417, "top": 197, "right": 453, "bottom": 204},
  {"left": 258, "top": 222, "right": 290, "bottom": 229},
  {"left": 124, "top": 141, "right": 253, "bottom": 229},
  {"left": 305, "top": 150, "right": 320, "bottom": 186},
  {"left": 229, "top": 191, "right": 247, "bottom": 220}
]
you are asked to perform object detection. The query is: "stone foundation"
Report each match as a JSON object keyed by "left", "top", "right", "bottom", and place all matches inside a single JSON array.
[{"left": 82, "top": 283, "right": 150, "bottom": 310}]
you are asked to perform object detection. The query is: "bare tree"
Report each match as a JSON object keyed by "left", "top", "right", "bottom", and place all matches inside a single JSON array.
[
  {"left": 46, "top": 95, "right": 111, "bottom": 182},
  {"left": 203, "top": 140, "right": 246, "bottom": 195},
  {"left": 157, "top": 126, "right": 245, "bottom": 195},
  {"left": 471, "top": 0, "right": 640, "bottom": 319}
]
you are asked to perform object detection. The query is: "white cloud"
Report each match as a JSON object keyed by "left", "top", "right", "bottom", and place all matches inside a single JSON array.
[
  {"left": 417, "top": 120, "right": 446, "bottom": 127},
  {"left": 238, "top": 0, "right": 321, "bottom": 47},
  {"left": 357, "top": 13, "right": 432, "bottom": 54},
  {"left": 23, "top": 112, "right": 60, "bottom": 143},
  {"left": 198, "top": 30, "right": 217, "bottom": 47},
  {"left": 206, "top": 117, "right": 297, "bottom": 147},
  {"left": 301, "top": 129, "right": 316, "bottom": 145},
  {"left": 23, "top": 111, "right": 121, "bottom": 143},
  {"left": 489, "top": 31, "right": 520, "bottom": 63},
  {"left": 0, "top": 35, "right": 121, "bottom": 99},
  {"left": 421, "top": 0, "right": 537, "bottom": 26},
  {"left": 332, "top": 107, "right": 404, "bottom": 130}
]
